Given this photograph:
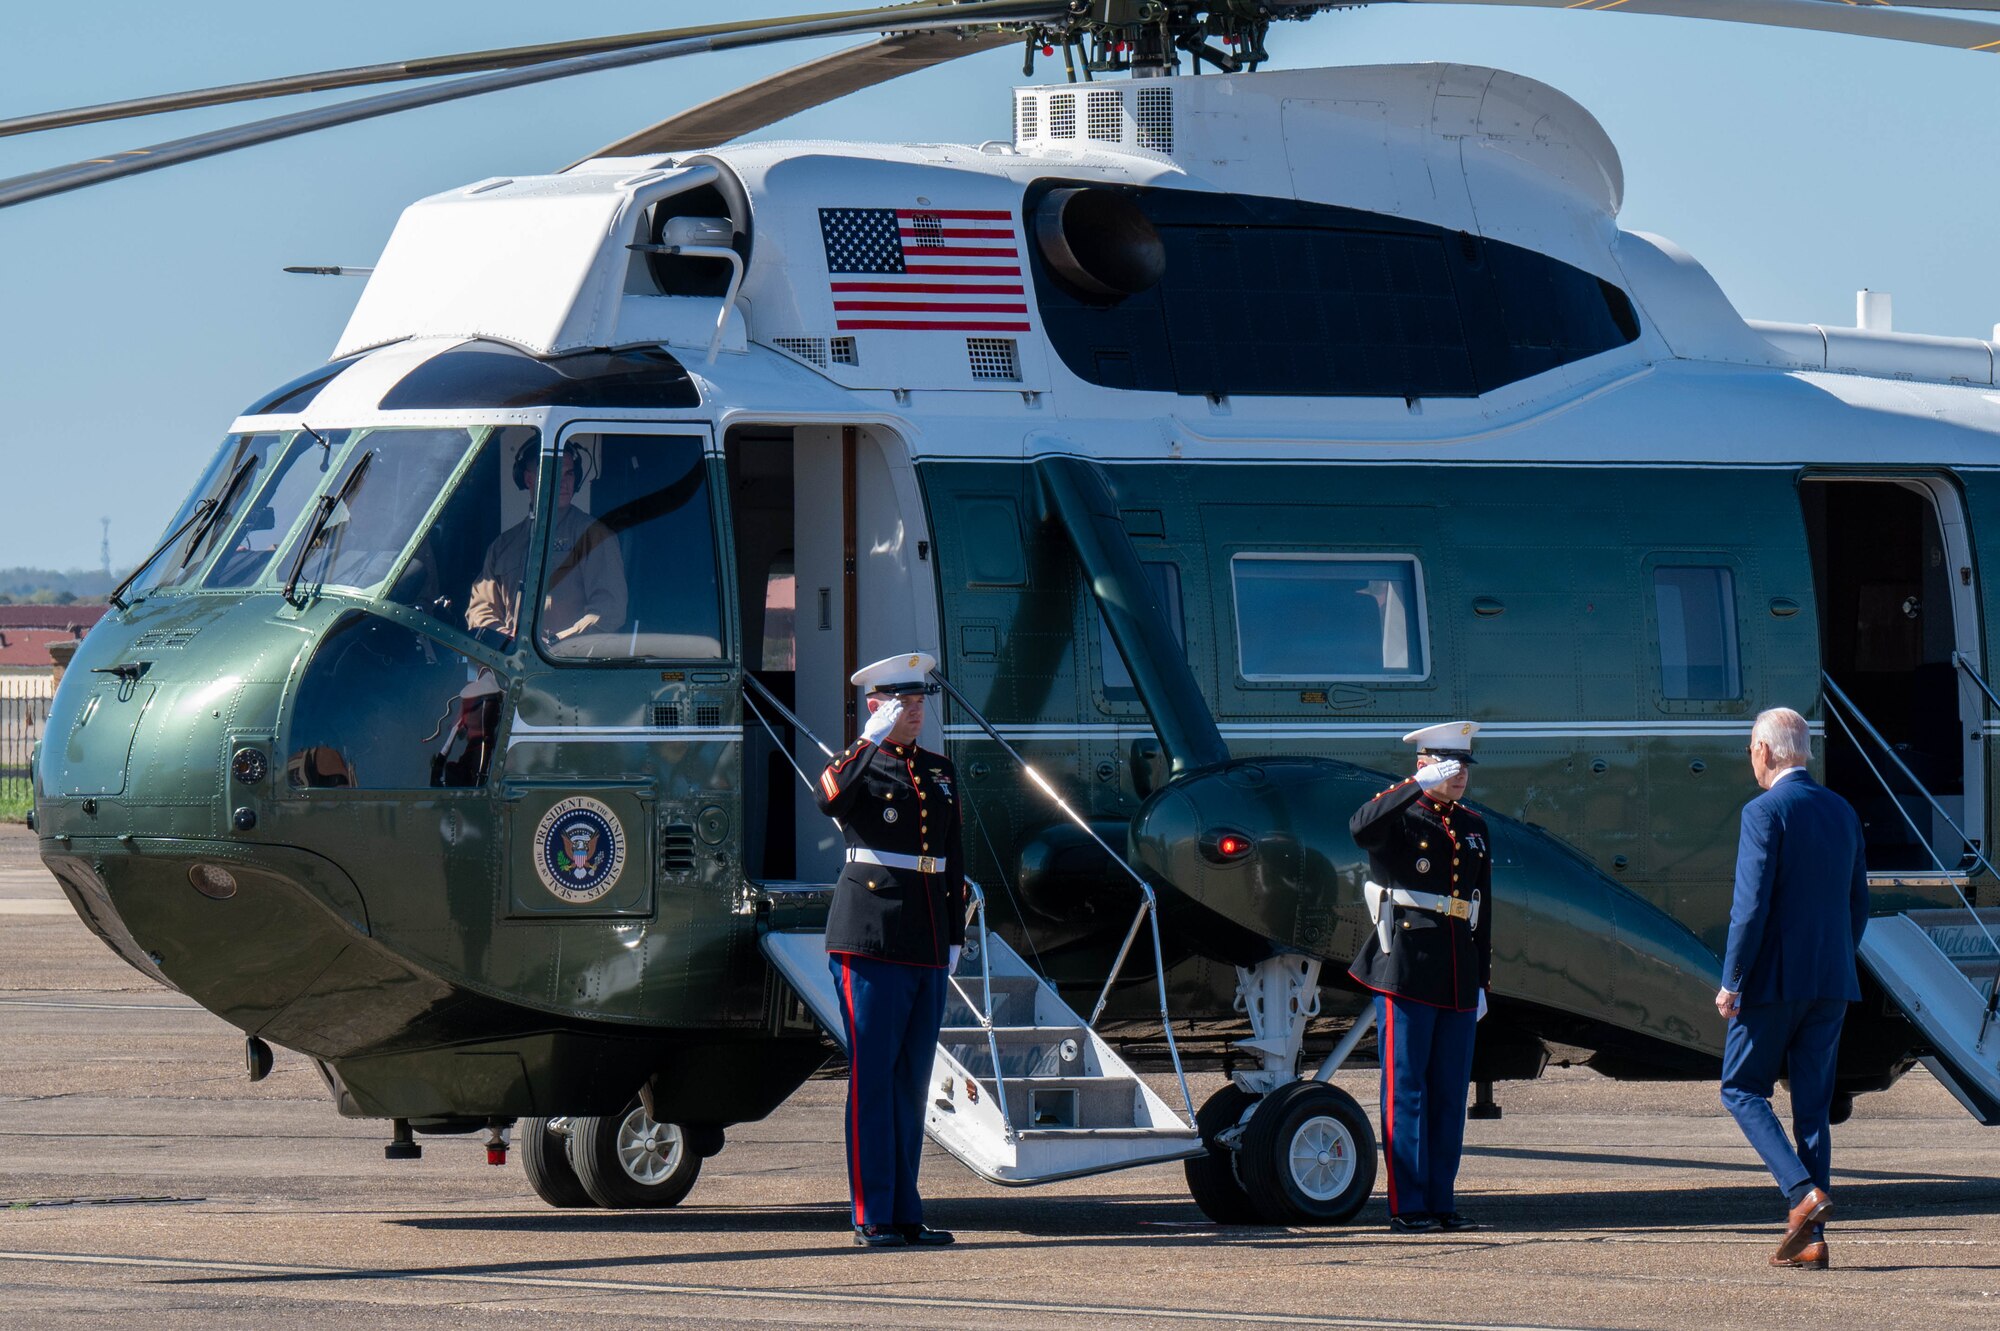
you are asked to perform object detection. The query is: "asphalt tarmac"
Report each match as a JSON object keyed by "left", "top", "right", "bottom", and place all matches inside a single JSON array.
[{"left": 2, "top": 823, "right": 1996, "bottom": 1330}]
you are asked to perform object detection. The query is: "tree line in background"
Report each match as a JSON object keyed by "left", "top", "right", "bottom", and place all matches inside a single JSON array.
[{"left": 0, "top": 568, "right": 116, "bottom": 606}]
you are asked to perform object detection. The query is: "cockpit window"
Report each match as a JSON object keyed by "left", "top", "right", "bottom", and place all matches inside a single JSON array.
[
  {"left": 536, "top": 432, "right": 724, "bottom": 661},
  {"left": 386, "top": 426, "right": 536, "bottom": 648},
  {"left": 144, "top": 432, "right": 307, "bottom": 593},
  {"left": 281, "top": 428, "right": 479, "bottom": 596},
  {"left": 205, "top": 431, "right": 344, "bottom": 589}
]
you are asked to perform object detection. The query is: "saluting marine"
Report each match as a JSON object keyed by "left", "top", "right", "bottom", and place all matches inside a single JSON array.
[
  {"left": 814, "top": 651, "right": 966, "bottom": 1250},
  {"left": 1348, "top": 721, "right": 1494, "bottom": 1234}
]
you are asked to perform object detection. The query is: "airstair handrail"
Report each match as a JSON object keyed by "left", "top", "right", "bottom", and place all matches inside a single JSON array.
[
  {"left": 1821, "top": 672, "right": 2000, "bottom": 1035},
  {"left": 927, "top": 668, "right": 1198, "bottom": 1127},
  {"left": 1953, "top": 652, "right": 2000, "bottom": 716},
  {"left": 742, "top": 675, "right": 1018, "bottom": 1136}
]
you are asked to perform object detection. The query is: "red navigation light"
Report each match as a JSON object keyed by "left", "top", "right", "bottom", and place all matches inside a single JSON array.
[
  {"left": 1042, "top": 44, "right": 1055, "bottom": 56},
  {"left": 1218, "top": 835, "right": 1249, "bottom": 857},
  {"left": 1203, "top": 830, "right": 1254, "bottom": 863}
]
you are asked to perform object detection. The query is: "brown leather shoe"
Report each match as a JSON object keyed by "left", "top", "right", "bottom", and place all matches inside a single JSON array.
[
  {"left": 1773, "top": 1188, "right": 1833, "bottom": 1262},
  {"left": 1771, "top": 1240, "right": 1829, "bottom": 1269}
]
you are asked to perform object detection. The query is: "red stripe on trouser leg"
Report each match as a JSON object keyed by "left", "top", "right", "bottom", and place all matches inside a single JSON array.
[
  {"left": 1382, "top": 999, "right": 1399, "bottom": 1215},
  {"left": 841, "top": 956, "right": 865, "bottom": 1226}
]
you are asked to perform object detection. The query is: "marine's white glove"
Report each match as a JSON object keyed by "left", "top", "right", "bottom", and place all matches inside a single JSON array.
[
  {"left": 1415, "top": 759, "right": 1464, "bottom": 792},
  {"left": 1476, "top": 989, "right": 1488, "bottom": 1022},
  {"left": 949, "top": 945, "right": 963, "bottom": 973},
  {"left": 860, "top": 697, "right": 902, "bottom": 746}
]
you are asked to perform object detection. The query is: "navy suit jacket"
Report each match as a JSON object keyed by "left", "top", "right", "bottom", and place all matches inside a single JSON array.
[{"left": 1721, "top": 770, "right": 1871, "bottom": 1005}]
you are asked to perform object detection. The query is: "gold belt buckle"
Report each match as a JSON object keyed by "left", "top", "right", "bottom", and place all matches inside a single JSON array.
[
  {"left": 917, "top": 856, "right": 940, "bottom": 874},
  {"left": 1447, "top": 897, "right": 1471, "bottom": 921}
]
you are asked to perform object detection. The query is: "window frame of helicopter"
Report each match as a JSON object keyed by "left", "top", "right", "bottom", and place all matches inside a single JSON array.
[
  {"left": 1093, "top": 558, "right": 1188, "bottom": 708},
  {"left": 1641, "top": 553, "right": 1748, "bottom": 715},
  {"left": 528, "top": 423, "right": 730, "bottom": 667},
  {"left": 1227, "top": 551, "right": 1432, "bottom": 685}
]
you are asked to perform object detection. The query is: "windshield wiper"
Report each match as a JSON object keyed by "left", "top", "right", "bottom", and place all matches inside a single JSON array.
[
  {"left": 107, "top": 497, "right": 218, "bottom": 610},
  {"left": 283, "top": 449, "right": 373, "bottom": 606},
  {"left": 173, "top": 453, "right": 260, "bottom": 572}
]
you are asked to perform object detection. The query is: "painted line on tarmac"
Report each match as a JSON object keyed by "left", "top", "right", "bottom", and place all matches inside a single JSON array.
[
  {"left": 0, "top": 1250, "right": 1598, "bottom": 1330},
  {"left": 0, "top": 999, "right": 200, "bottom": 1012}
]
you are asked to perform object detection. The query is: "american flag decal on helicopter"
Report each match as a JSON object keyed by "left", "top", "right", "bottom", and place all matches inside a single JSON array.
[{"left": 818, "top": 206, "right": 1029, "bottom": 332}]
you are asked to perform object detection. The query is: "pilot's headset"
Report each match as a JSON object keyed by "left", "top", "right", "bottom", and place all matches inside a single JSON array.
[{"left": 511, "top": 439, "right": 590, "bottom": 495}]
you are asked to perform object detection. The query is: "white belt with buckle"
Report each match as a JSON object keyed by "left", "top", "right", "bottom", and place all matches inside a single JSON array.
[
  {"left": 1364, "top": 880, "right": 1480, "bottom": 951},
  {"left": 848, "top": 848, "right": 947, "bottom": 874}
]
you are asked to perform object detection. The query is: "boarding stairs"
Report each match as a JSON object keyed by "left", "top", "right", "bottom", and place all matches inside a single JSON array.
[
  {"left": 744, "top": 675, "right": 1200, "bottom": 1185},
  {"left": 1825, "top": 672, "right": 2000, "bottom": 1124}
]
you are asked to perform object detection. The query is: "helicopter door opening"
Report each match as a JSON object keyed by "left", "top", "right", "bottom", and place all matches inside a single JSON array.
[
  {"left": 725, "top": 424, "right": 939, "bottom": 886},
  {"left": 1801, "top": 475, "right": 1983, "bottom": 875}
]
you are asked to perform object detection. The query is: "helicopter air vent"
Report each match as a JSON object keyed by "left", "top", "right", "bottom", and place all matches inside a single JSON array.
[
  {"left": 1134, "top": 86, "right": 1173, "bottom": 153},
  {"left": 967, "top": 337, "right": 1021, "bottom": 381},
  {"left": 1015, "top": 92, "right": 1039, "bottom": 143},
  {"left": 830, "top": 336, "right": 858, "bottom": 366},
  {"left": 695, "top": 703, "right": 722, "bottom": 728},
  {"left": 661, "top": 825, "right": 699, "bottom": 874},
  {"left": 1049, "top": 91, "right": 1078, "bottom": 141},
  {"left": 131, "top": 626, "right": 201, "bottom": 650},
  {"left": 1086, "top": 89, "right": 1123, "bottom": 142},
  {"left": 651, "top": 703, "right": 680, "bottom": 728},
  {"left": 771, "top": 336, "right": 828, "bottom": 368}
]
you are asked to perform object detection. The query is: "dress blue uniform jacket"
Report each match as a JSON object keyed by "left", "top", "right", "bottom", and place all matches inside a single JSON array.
[
  {"left": 1347, "top": 778, "right": 1492, "bottom": 1012},
  {"left": 1720, "top": 770, "right": 1871, "bottom": 1004},
  {"left": 815, "top": 738, "right": 966, "bottom": 967}
]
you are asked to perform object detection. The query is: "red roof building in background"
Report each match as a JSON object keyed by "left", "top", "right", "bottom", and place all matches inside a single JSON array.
[{"left": 0, "top": 604, "right": 106, "bottom": 671}]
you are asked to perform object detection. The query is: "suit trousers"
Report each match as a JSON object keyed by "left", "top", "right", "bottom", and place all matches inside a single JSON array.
[
  {"left": 1376, "top": 993, "right": 1478, "bottom": 1217},
  {"left": 1720, "top": 997, "right": 1848, "bottom": 1202},
  {"left": 829, "top": 951, "right": 947, "bottom": 1228}
]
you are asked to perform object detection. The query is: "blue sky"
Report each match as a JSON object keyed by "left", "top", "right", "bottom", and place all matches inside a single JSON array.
[{"left": 2, "top": 2, "right": 1996, "bottom": 571}]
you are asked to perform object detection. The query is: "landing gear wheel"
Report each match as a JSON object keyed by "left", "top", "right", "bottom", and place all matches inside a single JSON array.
[
  {"left": 520, "top": 1117, "right": 596, "bottom": 1209},
  {"left": 1184, "top": 1085, "right": 1263, "bottom": 1225},
  {"left": 1239, "top": 1080, "right": 1377, "bottom": 1225},
  {"left": 569, "top": 1098, "right": 704, "bottom": 1209}
]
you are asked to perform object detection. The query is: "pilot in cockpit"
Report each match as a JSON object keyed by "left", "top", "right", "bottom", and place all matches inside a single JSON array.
[{"left": 466, "top": 438, "right": 627, "bottom": 650}]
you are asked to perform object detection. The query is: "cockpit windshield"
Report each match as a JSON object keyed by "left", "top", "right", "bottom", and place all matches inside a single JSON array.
[
  {"left": 138, "top": 431, "right": 319, "bottom": 594},
  {"left": 279, "top": 428, "right": 487, "bottom": 597}
]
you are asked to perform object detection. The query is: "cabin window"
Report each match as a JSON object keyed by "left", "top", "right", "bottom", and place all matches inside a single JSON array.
[
  {"left": 1096, "top": 561, "right": 1185, "bottom": 701},
  {"left": 1653, "top": 565, "right": 1741, "bottom": 700},
  {"left": 1231, "top": 554, "right": 1427, "bottom": 680},
  {"left": 385, "top": 426, "right": 538, "bottom": 649},
  {"left": 538, "top": 432, "right": 724, "bottom": 661},
  {"left": 287, "top": 614, "right": 502, "bottom": 790}
]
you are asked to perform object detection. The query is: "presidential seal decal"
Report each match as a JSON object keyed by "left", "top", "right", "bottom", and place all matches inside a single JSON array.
[{"left": 534, "top": 796, "right": 626, "bottom": 904}]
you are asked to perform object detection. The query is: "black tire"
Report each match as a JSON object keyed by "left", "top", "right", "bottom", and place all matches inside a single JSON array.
[
  {"left": 1184, "top": 1084, "right": 1264, "bottom": 1225},
  {"left": 520, "top": 1117, "right": 597, "bottom": 1209},
  {"left": 1829, "top": 1091, "right": 1855, "bottom": 1126},
  {"left": 569, "top": 1098, "right": 703, "bottom": 1210},
  {"left": 1239, "top": 1080, "right": 1377, "bottom": 1226}
]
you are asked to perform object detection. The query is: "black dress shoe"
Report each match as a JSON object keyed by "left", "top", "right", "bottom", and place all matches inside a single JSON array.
[
  {"left": 1388, "top": 1213, "right": 1438, "bottom": 1234},
  {"left": 898, "top": 1224, "right": 955, "bottom": 1246},
  {"left": 853, "top": 1224, "right": 907, "bottom": 1248},
  {"left": 1435, "top": 1213, "right": 1484, "bottom": 1232}
]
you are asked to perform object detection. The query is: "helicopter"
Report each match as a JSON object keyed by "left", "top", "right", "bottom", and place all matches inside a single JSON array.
[{"left": 15, "top": 0, "right": 2000, "bottom": 1227}]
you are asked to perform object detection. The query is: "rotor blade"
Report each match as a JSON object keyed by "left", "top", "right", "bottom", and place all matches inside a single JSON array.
[
  {"left": 1380, "top": 0, "right": 2000, "bottom": 53},
  {"left": 0, "top": 3, "right": 1049, "bottom": 141},
  {"left": 578, "top": 27, "right": 1017, "bottom": 164},
  {"left": 0, "top": 2, "right": 1063, "bottom": 211}
]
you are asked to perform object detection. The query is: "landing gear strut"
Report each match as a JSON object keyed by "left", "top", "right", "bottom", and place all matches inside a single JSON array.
[{"left": 1184, "top": 957, "right": 1378, "bottom": 1226}]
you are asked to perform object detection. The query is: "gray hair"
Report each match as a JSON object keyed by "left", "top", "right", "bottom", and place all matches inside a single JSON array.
[{"left": 1752, "top": 707, "right": 1811, "bottom": 767}]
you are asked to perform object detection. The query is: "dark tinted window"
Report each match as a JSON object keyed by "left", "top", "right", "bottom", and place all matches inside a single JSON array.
[
  {"left": 540, "top": 433, "right": 724, "bottom": 661},
  {"left": 287, "top": 614, "right": 502, "bottom": 789},
  {"left": 1032, "top": 181, "right": 1640, "bottom": 399},
  {"left": 1097, "top": 561, "right": 1185, "bottom": 701},
  {"left": 242, "top": 356, "right": 362, "bottom": 416},
  {"left": 379, "top": 342, "right": 699, "bottom": 411},
  {"left": 1654, "top": 566, "right": 1740, "bottom": 701},
  {"left": 1232, "top": 555, "right": 1427, "bottom": 680}
]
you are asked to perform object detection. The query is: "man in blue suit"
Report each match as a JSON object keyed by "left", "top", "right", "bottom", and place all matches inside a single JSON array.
[{"left": 1717, "top": 707, "right": 1871, "bottom": 1270}]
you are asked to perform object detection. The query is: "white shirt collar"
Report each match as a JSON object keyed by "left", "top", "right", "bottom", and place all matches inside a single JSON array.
[{"left": 1770, "top": 766, "right": 1809, "bottom": 785}]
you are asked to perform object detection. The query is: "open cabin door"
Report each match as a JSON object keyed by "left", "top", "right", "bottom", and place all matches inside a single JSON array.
[
  {"left": 724, "top": 423, "right": 941, "bottom": 886},
  {"left": 1800, "top": 475, "right": 1984, "bottom": 878}
]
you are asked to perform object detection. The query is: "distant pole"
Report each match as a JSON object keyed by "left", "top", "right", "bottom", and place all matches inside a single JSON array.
[{"left": 99, "top": 518, "right": 111, "bottom": 579}]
